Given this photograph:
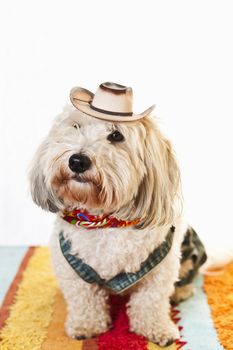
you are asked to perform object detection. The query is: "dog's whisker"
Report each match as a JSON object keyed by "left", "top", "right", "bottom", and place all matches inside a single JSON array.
[{"left": 48, "top": 150, "right": 71, "bottom": 171}]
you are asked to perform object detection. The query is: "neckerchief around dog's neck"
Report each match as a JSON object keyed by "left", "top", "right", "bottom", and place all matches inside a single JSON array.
[{"left": 61, "top": 208, "right": 140, "bottom": 229}]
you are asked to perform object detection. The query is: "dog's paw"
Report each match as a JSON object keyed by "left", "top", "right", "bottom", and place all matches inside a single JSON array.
[
  {"left": 65, "top": 324, "right": 87, "bottom": 340},
  {"left": 131, "top": 320, "right": 179, "bottom": 347},
  {"left": 148, "top": 322, "right": 180, "bottom": 347},
  {"left": 65, "top": 324, "right": 94, "bottom": 340},
  {"left": 74, "top": 335, "right": 87, "bottom": 340},
  {"left": 65, "top": 318, "right": 111, "bottom": 340}
]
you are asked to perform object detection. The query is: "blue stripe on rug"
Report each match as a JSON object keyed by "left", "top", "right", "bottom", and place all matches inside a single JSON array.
[
  {"left": 0, "top": 246, "right": 28, "bottom": 305},
  {"left": 177, "top": 275, "right": 224, "bottom": 350}
]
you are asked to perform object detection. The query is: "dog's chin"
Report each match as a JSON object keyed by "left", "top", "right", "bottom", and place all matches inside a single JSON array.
[
  {"left": 51, "top": 169, "right": 121, "bottom": 212},
  {"left": 53, "top": 175, "right": 102, "bottom": 209}
]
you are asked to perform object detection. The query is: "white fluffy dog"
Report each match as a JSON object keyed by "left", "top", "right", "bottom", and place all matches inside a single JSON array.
[{"left": 29, "top": 83, "right": 206, "bottom": 347}]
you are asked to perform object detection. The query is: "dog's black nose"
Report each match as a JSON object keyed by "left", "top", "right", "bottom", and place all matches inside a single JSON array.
[{"left": 69, "top": 154, "right": 91, "bottom": 173}]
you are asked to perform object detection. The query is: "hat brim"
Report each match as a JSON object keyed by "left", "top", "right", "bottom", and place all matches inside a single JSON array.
[{"left": 70, "top": 87, "right": 155, "bottom": 122}]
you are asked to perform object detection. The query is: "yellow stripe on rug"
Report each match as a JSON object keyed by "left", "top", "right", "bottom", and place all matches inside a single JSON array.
[
  {"left": 204, "top": 262, "right": 233, "bottom": 350},
  {"left": 0, "top": 247, "right": 57, "bottom": 350}
]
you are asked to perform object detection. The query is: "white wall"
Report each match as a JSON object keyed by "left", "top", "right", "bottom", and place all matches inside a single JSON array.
[{"left": 0, "top": 1, "right": 233, "bottom": 250}]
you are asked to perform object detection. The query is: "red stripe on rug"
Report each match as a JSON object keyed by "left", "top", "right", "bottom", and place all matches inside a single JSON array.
[
  {"left": 0, "top": 246, "right": 36, "bottom": 330},
  {"left": 97, "top": 295, "right": 148, "bottom": 350}
]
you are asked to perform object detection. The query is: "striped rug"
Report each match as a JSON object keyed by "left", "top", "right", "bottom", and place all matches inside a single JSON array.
[{"left": 0, "top": 247, "right": 232, "bottom": 350}]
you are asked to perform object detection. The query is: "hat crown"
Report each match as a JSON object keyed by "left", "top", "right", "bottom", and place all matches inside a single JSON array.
[
  {"left": 100, "top": 82, "right": 129, "bottom": 92},
  {"left": 91, "top": 82, "right": 133, "bottom": 114}
]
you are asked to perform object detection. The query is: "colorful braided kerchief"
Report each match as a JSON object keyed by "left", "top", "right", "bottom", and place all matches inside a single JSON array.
[{"left": 61, "top": 208, "right": 140, "bottom": 229}]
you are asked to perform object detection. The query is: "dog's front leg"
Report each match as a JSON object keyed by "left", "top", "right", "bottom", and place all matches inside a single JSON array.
[
  {"left": 50, "top": 233, "right": 111, "bottom": 339},
  {"left": 127, "top": 274, "right": 180, "bottom": 347},
  {"left": 60, "top": 277, "right": 111, "bottom": 339}
]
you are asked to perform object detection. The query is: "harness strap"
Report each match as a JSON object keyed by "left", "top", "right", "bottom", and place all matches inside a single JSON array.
[{"left": 59, "top": 226, "right": 175, "bottom": 294}]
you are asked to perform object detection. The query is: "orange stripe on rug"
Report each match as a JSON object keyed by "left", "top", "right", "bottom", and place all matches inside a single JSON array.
[
  {"left": 204, "top": 262, "right": 233, "bottom": 350},
  {"left": 82, "top": 338, "right": 98, "bottom": 350},
  {"left": 0, "top": 246, "right": 35, "bottom": 330},
  {"left": 0, "top": 247, "right": 57, "bottom": 350},
  {"left": 41, "top": 290, "right": 83, "bottom": 350}
]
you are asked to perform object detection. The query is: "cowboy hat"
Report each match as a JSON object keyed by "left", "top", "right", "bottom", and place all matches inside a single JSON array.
[{"left": 70, "top": 82, "right": 155, "bottom": 122}]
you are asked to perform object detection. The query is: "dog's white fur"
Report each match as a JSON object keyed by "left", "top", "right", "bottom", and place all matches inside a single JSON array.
[{"left": 29, "top": 105, "right": 190, "bottom": 346}]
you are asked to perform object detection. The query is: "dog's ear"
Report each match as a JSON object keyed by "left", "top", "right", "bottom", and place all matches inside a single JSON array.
[
  {"left": 134, "top": 116, "right": 181, "bottom": 229},
  {"left": 29, "top": 140, "right": 59, "bottom": 213}
]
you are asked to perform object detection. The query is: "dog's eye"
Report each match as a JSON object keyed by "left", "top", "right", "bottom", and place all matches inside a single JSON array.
[
  {"left": 73, "top": 123, "right": 80, "bottom": 129},
  {"left": 107, "top": 130, "right": 124, "bottom": 143}
]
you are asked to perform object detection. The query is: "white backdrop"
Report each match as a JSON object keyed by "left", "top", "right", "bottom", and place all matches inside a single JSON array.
[{"left": 0, "top": 1, "right": 233, "bottom": 251}]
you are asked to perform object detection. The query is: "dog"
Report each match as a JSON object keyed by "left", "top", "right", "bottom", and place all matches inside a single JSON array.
[{"left": 29, "top": 82, "right": 207, "bottom": 347}]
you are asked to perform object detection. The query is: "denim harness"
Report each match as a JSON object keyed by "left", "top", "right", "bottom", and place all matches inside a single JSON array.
[
  {"left": 59, "top": 226, "right": 175, "bottom": 294},
  {"left": 59, "top": 225, "right": 207, "bottom": 293}
]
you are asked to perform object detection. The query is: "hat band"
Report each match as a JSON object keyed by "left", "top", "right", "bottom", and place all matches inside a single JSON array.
[{"left": 90, "top": 103, "right": 133, "bottom": 117}]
